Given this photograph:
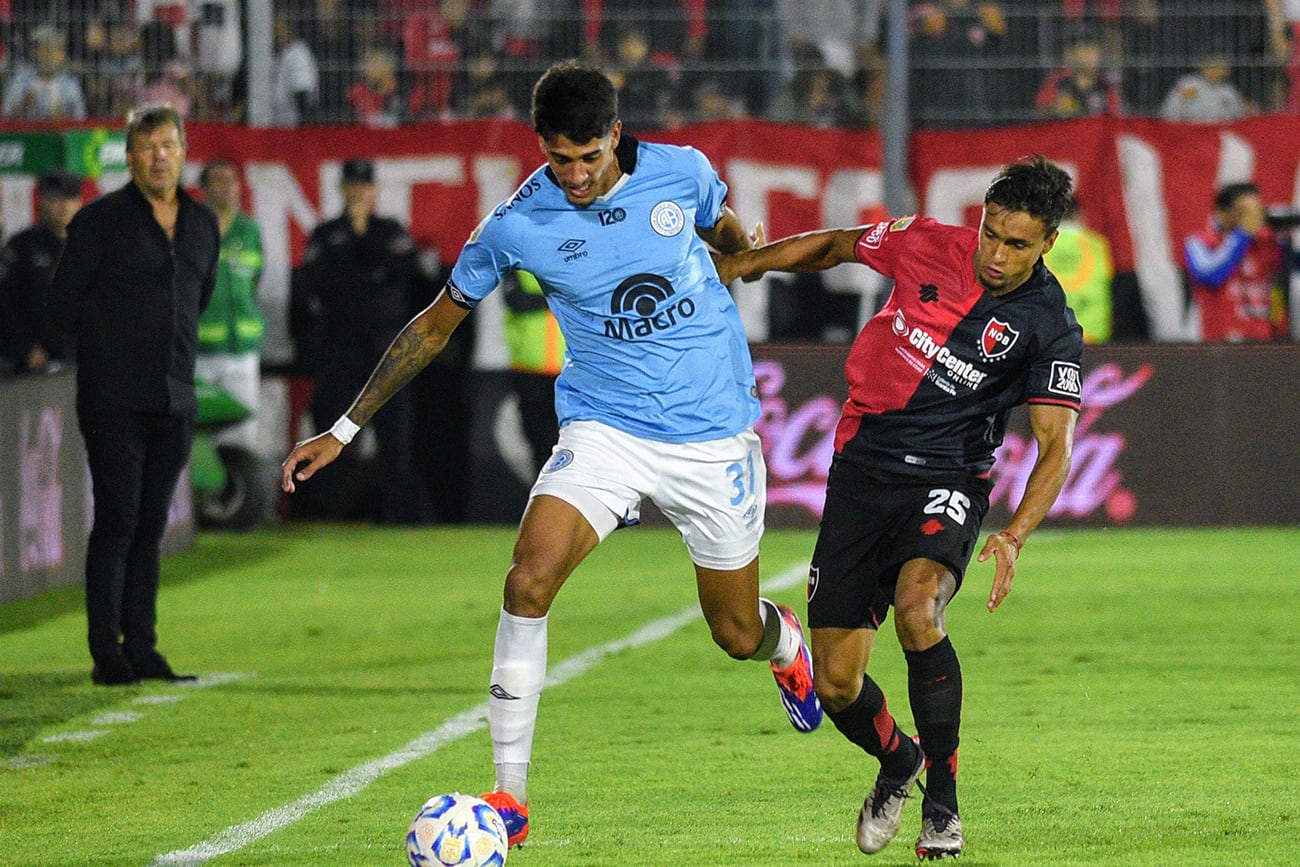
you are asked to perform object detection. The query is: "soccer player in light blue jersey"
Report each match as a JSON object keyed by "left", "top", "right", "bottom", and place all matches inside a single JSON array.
[{"left": 281, "top": 59, "right": 821, "bottom": 848}]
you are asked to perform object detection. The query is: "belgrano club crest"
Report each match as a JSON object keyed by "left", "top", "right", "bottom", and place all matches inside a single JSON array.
[{"left": 979, "top": 317, "right": 1020, "bottom": 361}]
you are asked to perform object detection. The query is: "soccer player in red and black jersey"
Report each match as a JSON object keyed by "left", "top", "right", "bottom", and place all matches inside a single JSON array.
[{"left": 717, "top": 155, "right": 1082, "bottom": 859}]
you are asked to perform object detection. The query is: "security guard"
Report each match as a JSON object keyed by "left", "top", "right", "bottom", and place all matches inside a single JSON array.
[
  {"left": 196, "top": 158, "right": 265, "bottom": 448},
  {"left": 293, "top": 157, "right": 423, "bottom": 522},
  {"left": 0, "top": 169, "right": 82, "bottom": 372}
]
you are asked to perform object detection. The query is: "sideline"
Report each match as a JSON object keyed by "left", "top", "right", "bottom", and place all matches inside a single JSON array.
[{"left": 149, "top": 564, "right": 809, "bottom": 865}]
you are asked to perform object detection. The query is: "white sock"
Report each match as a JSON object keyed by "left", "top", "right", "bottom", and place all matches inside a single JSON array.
[
  {"left": 489, "top": 608, "right": 547, "bottom": 802},
  {"left": 760, "top": 598, "right": 803, "bottom": 670}
]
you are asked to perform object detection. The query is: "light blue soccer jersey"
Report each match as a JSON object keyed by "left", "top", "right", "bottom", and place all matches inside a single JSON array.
[{"left": 447, "top": 137, "right": 760, "bottom": 443}]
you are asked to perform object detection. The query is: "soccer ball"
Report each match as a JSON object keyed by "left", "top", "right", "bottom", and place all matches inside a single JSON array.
[{"left": 406, "top": 793, "right": 509, "bottom": 867}]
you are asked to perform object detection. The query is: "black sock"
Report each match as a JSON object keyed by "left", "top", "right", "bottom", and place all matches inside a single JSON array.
[
  {"left": 826, "top": 675, "right": 920, "bottom": 781},
  {"left": 906, "top": 636, "right": 962, "bottom": 814}
]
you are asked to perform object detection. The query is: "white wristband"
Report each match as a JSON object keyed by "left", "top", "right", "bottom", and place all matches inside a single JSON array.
[{"left": 329, "top": 416, "right": 361, "bottom": 445}]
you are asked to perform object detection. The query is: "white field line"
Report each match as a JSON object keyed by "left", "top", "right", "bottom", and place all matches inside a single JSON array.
[{"left": 149, "top": 563, "right": 808, "bottom": 866}]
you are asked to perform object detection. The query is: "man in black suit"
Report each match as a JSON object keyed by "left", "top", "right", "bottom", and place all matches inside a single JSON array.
[{"left": 49, "top": 104, "right": 220, "bottom": 685}]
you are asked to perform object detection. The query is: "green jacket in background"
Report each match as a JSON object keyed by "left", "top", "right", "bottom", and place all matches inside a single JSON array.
[
  {"left": 199, "top": 211, "right": 265, "bottom": 354},
  {"left": 503, "top": 269, "right": 565, "bottom": 374}
]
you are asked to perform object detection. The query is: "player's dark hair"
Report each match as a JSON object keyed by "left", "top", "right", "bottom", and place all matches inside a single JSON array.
[
  {"left": 1215, "top": 181, "right": 1259, "bottom": 212},
  {"left": 984, "top": 154, "right": 1074, "bottom": 234},
  {"left": 532, "top": 59, "right": 618, "bottom": 143}
]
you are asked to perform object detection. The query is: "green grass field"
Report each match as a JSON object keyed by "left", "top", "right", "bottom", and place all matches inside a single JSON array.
[{"left": 1, "top": 525, "right": 1296, "bottom": 866}]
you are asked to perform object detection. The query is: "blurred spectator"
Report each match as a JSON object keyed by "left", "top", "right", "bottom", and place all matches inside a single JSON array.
[
  {"left": 386, "top": 0, "right": 468, "bottom": 122},
  {"left": 1060, "top": 0, "right": 1156, "bottom": 72},
  {"left": 1034, "top": 33, "right": 1120, "bottom": 118},
  {"left": 191, "top": 0, "right": 243, "bottom": 118},
  {"left": 701, "top": 0, "right": 778, "bottom": 115},
  {"left": 347, "top": 46, "right": 404, "bottom": 127},
  {"left": 776, "top": 0, "right": 883, "bottom": 113},
  {"left": 1280, "top": 0, "right": 1300, "bottom": 111},
  {"left": 1183, "top": 181, "right": 1288, "bottom": 341},
  {"left": 683, "top": 76, "right": 745, "bottom": 122},
  {"left": 313, "top": 0, "right": 376, "bottom": 123},
  {"left": 909, "top": 0, "right": 1008, "bottom": 128},
  {"left": 0, "top": 170, "right": 82, "bottom": 374},
  {"left": 770, "top": 42, "right": 869, "bottom": 127},
  {"left": 451, "top": 50, "right": 518, "bottom": 120},
  {"left": 606, "top": 24, "right": 683, "bottom": 128},
  {"left": 84, "top": 17, "right": 143, "bottom": 119},
  {"left": 134, "top": 20, "right": 186, "bottom": 114},
  {"left": 2, "top": 25, "right": 87, "bottom": 120},
  {"left": 1160, "top": 53, "right": 1249, "bottom": 122},
  {"left": 271, "top": 13, "right": 319, "bottom": 126},
  {"left": 139, "top": 58, "right": 194, "bottom": 118},
  {"left": 1043, "top": 197, "right": 1113, "bottom": 344}
]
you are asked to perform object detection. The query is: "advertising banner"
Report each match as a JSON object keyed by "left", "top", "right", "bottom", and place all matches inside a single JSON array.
[{"left": 4, "top": 115, "right": 1298, "bottom": 362}]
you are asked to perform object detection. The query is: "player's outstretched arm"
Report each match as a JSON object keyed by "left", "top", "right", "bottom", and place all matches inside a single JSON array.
[
  {"left": 715, "top": 227, "right": 863, "bottom": 285},
  {"left": 280, "top": 291, "right": 470, "bottom": 493},
  {"left": 978, "top": 403, "right": 1077, "bottom": 612}
]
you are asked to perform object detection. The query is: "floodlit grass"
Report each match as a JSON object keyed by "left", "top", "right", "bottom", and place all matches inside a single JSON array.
[{"left": 1, "top": 525, "right": 1296, "bottom": 865}]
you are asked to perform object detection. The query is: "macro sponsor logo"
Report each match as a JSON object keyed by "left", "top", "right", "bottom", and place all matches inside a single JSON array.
[
  {"left": 602, "top": 274, "right": 695, "bottom": 340},
  {"left": 492, "top": 178, "right": 543, "bottom": 219},
  {"left": 908, "top": 327, "right": 988, "bottom": 389}
]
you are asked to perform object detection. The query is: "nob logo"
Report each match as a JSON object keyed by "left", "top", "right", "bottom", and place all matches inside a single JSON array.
[{"left": 603, "top": 273, "right": 696, "bottom": 340}]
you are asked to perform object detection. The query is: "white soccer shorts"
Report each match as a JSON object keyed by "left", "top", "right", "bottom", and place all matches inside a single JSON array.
[{"left": 528, "top": 420, "right": 766, "bottom": 571}]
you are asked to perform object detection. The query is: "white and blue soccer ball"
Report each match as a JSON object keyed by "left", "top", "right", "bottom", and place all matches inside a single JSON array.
[{"left": 406, "top": 792, "right": 509, "bottom": 867}]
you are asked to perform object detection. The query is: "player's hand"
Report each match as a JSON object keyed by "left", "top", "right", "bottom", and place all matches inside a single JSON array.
[
  {"left": 280, "top": 432, "right": 346, "bottom": 493},
  {"left": 976, "top": 532, "right": 1019, "bottom": 612}
]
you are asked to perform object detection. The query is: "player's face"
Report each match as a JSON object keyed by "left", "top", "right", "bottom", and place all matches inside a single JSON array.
[
  {"left": 540, "top": 121, "right": 623, "bottom": 206},
  {"left": 973, "top": 203, "right": 1057, "bottom": 294},
  {"left": 127, "top": 123, "right": 185, "bottom": 200}
]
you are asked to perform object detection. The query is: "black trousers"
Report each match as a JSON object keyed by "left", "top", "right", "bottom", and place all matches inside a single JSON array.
[{"left": 77, "top": 396, "right": 192, "bottom": 666}]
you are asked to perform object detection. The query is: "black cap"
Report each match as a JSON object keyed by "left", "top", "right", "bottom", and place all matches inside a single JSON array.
[
  {"left": 38, "top": 170, "right": 81, "bottom": 198},
  {"left": 341, "top": 158, "right": 375, "bottom": 183}
]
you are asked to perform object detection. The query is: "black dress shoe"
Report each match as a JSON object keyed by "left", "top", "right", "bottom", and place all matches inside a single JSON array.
[
  {"left": 91, "top": 661, "right": 139, "bottom": 686},
  {"left": 131, "top": 652, "right": 198, "bottom": 682}
]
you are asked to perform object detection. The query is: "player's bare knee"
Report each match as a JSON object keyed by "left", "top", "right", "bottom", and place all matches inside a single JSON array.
[
  {"left": 502, "top": 565, "right": 555, "bottom": 618},
  {"left": 813, "top": 668, "right": 858, "bottom": 713}
]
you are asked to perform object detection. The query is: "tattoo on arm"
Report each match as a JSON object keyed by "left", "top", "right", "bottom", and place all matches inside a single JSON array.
[{"left": 349, "top": 321, "right": 442, "bottom": 424}]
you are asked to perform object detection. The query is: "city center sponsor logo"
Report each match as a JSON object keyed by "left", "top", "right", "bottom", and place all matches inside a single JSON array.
[
  {"left": 979, "top": 317, "right": 1019, "bottom": 361},
  {"left": 908, "top": 326, "right": 988, "bottom": 389},
  {"left": 602, "top": 273, "right": 695, "bottom": 340}
]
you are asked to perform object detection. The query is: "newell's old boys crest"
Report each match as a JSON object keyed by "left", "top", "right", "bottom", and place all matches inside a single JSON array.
[{"left": 979, "top": 317, "right": 1020, "bottom": 361}]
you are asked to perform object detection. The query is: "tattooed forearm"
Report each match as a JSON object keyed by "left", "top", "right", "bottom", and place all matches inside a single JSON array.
[{"left": 348, "top": 318, "right": 446, "bottom": 425}]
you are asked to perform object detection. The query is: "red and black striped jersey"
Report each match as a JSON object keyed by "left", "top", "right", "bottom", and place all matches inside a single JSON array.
[{"left": 834, "top": 215, "right": 1084, "bottom": 482}]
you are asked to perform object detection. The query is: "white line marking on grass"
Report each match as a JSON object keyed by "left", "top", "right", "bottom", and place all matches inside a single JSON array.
[
  {"left": 42, "top": 730, "right": 106, "bottom": 744},
  {"left": 92, "top": 711, "right": 145, "bottom": 725},
  {"left": 149, "top": 563, "right": 808, "bottom": 866}
]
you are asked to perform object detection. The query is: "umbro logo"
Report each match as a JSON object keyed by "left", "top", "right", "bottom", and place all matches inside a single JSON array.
[
  {"left": 558, "top": 238, "right": 588, "bottom": 262},
  {"left": 919, "top": 284, "right": 939, "bottom": 303},
  {"left": 490, "top": 684, "right": 520, "bottom": 700}
]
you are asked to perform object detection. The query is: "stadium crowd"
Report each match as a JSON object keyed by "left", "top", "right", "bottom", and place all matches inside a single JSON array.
[{"left": 0, "top": 2, "right": 1295, "bottom": 128}]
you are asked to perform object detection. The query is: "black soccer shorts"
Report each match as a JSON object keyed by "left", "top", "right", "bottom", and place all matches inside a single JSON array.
[{"left": 807, "top": 458, "right": 991, "bottom": 631}]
